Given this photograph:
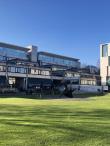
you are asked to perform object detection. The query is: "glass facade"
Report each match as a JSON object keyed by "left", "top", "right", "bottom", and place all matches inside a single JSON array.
[
  {"left": 102, "top": 44, "right": 108, "bottom": 57},
  {"left": 38, "top": 54, "right": 79, "bottom": 67},
  {"left": 0, "top": 47, "right": 27, "bottom": 60},
  {"left": 8, "top": 66, "right": 27, "bottom": 74},
  {"left": 41, "top": 70, "right": 50, "bottom": 76}
]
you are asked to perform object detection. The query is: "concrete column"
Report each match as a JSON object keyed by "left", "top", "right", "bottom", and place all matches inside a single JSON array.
[{"left": 23, "top": 77, "right": 28, "bottom": 90}]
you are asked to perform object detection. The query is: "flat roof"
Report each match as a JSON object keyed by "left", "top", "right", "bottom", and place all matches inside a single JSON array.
[
  {"left": 0, "top": 42, "right": 30, "bottom": 52},
  {"left": 38, "top": 51, "right": 80, "bottom": 61}
]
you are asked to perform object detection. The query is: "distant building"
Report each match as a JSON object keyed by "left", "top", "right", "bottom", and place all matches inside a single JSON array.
[{"left": 100, "top": 43, "right": 110, "bottom": 86}]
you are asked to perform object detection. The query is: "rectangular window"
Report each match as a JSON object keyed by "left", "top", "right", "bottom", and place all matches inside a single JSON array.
[
  {"left": 109, "top": 56, "right": 110, "bottom": 66},
  {"left": 3, "top": 66, "right": 6, "bottom": 71},
  {"left": 66, "top": 72, "right": 73, "bottom": 77},
  {"left": 38, "top": 54, "right": 78, "bottom": 67},
  {"left": 9, "top": 77, "right": 16, "bottom": 85},
  {"left": 34, "top": 69, "right": 38, "bottom": 75},
  {"left": 20, "top": 68, "right": 25, "bottom": 74},
  {"left": 41, "top": 70, "right": 46, "bottom": 75},
  {"left": 0, "top": 66, "right": 4, "bottom": 71},
  {"left": 45, "top": 71, "right": 50, "bottom": 76},
  {"left": 102, "top": 44, "right": 108, "bottom": 57},
  {"left": 8, "top": 67, "right": 11, "bottom": 72},
  {"left": 16, "top": 67, "right": 21, "bottom": 73},
  {"left": 31, "top": 69, "right": 34, "bottom": 74},
  {"left": 10, "top": 67, "right": 15, "bottom": 73},
  {"left": 38, "top": 70, "right": 41, "bottom": 75}
]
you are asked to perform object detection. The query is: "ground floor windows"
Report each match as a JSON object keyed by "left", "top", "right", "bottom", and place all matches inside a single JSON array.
[
  {"left": 9, "top": 77, "right": 16, "bottom": 86},
  {"left": 0, "top": 65, "right": 6, "bottom": 72},
  {"left": 81, "top": 79, "right": 96, "bottom": 85},
  {"left": 30, "top": 69, "right": 50, "bottom": 76},
  {"left": 66, "top": 72, "right": 74, "bottom": 77},
  {"left": 31, "top": 69, "right": 39, "bottom": 75},
  {"left": 41, "top": 70, "right": 50, "bottom": 76}
]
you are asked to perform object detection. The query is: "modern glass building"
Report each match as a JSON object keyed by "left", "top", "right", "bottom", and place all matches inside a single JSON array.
[
  {"left": 0, "top": 42, "right": 54, "bottom": 90},
  {"left": 0, "top": 42, "right": 100, "bottom": 92},
  {"left": 0, "top": 42, "right": 29, "bottom": 61},
  {"left": 37, "top": 51, "right": 80, "bottom": 69}
]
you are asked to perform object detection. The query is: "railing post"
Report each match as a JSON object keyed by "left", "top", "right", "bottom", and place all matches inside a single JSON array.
[
  {"left": 5, "top": 56, "right": 9, "bottom": 86},
  {"left": 25, "top": 67, "right": 28, "bottom": 90}
]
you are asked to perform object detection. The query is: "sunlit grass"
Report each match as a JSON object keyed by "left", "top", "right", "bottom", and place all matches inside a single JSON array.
[{"left": 0, "top": 94, "right": 110, "bottom": 146}]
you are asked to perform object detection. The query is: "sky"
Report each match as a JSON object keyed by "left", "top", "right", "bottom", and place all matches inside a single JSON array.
[{"left": 0, "top": 0, "right": 110, "bottom": 66}]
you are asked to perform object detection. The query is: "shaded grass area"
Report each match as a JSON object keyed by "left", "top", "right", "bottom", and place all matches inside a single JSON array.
[
  {"left": 0, "top": 92, "right": 105, "bottom": 100},
  {"left": 0, "top": 94, "right": 110, "bottom": 146}
]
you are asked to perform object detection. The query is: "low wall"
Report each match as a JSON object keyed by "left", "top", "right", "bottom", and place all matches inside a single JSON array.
[
  {"left": 79, "top": 85, "right": 102, "bottom": 93},
  {"left": 68, "top": 85, "right": 103, "bottom": 93}
]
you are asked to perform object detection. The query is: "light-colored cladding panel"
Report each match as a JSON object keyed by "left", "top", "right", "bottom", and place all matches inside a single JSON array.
[
  {"left": 100, "top": 44, "right": 102, "bottom": 58},
  {"left": 108, "top": 66, "right": 110, "bottom": 76},
  {"left": 27, "top": 45, "right": 38, "bottom": 62},
  {"left": 101, "top": 77, "right": 107, "bottom": 86},
  {"left": 100, "top": 44, "right": 109, "bottom": 85},
  {"left": 100, "top": 57, "right": 108, "bottom": 77},
  {"left": 108, "top": 43, "right": 110, "bottom": 56}
]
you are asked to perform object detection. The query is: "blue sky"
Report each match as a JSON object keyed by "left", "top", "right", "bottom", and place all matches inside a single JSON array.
[{"left": 0, "top": 0, "right": 110, "bottom": 65}]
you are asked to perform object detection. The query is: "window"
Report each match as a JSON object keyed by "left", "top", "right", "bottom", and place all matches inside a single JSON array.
[
  {"left": 31, "top": 69, "right": 38, "bottom": 75},
  {"left": 45, "top": 71, "right": 50, "bottom": 76},
  {"left": 109, "top": 57, "right": 110, "bottom": 66},
  {"left": 10, "top": 67, "right": 15, "bottom": 73},
  {"left": 20, "top": 68, "right": 25, "bottom": 74},
  {"left": 40, "top": 70, "right": 50, "bottom": 76},
  {"left": 0, "top": 47, "right": 27, "bottom": 59},
  {"left": 102, "top": 44, "right": 108, "bottom": 57},
  {"left": 0, "top": 56, "right": 6, "bottom": 61},
  {"left": 0, "top": 66, "right": 4, "bottom": 71},
  {"left": 15, "top": 67, "right": 27, "bottom": 74},
  {"left": 9, "top": 77, "right": 16, "bottom": 85},
  {"left": 8, "top": 67, "right": 11, "bottom": 72},
  {"left": 107, "top": 77, "right": 110, "bottom": 86},
  {"left": 3, "top": 66, "right": 6, "bottom": 71},
  {"left": 38, "top": 54, "right": 78, "bottom": 67},
  {"left": 24, "top": 68, "right": 27, "bottom": 74},
  {"left": 38, "top": 70, "right": 41, "bottom": 75},
  {"left": 31, "top": 69, "right": 34, "bottom": 74},
  {"left": 71, "top": 79, "right": 79, "bottom": 85},
  {"left": 16, "top": 67, "right": 21, "bottom": 73},
  {"left": 66, "top": 72, "right": 73, "bottom": 77}
]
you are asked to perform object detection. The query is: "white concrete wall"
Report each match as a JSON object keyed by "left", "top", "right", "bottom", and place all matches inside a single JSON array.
[
  {"left": 27, "top": 45, "right": 38, "bottom": 62},
  {"left": 100, "top": 44, "right": 110, "bottom": 85},
  {"left": 108, "top": 44, "right": 110, "bottom": 56}
]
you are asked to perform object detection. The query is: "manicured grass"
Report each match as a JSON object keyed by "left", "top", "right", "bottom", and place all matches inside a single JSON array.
[{"left": 0, "top": 94, "right": 110, "bottom": 146}]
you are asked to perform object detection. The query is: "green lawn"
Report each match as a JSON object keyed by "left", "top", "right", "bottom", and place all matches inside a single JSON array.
[{"left": 0, "top": 94, "right": 110, "bottom": 146}]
